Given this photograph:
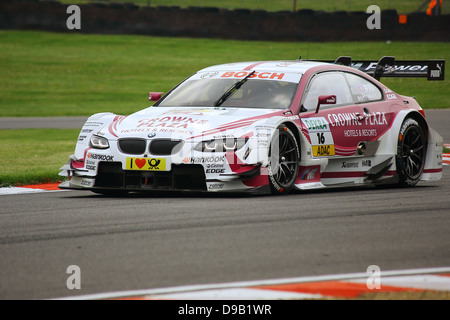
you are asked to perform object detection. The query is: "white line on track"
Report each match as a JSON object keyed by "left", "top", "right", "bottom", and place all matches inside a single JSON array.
[
  {"left": 55, "top": 266, "right": 450, "bottom": 300},
  {"left": 0, "top": 187, "right": 66, "bottom": 196}
]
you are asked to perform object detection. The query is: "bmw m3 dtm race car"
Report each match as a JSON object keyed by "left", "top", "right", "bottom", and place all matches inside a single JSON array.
[{"left": 59, "top": 56, "right": 445, "bottom": 195}]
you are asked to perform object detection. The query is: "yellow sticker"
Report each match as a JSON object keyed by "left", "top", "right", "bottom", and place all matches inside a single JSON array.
[
  {"left": 126, "top": 157, "right": 166, "bottom": 171},
  {"left": 312, "top": 145, "right": 335, "bottom": 157}
]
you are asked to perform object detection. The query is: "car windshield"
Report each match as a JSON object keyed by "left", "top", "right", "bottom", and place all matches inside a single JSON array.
[{"left": 158, "top": 78, "right": 298, "bottom": 109}]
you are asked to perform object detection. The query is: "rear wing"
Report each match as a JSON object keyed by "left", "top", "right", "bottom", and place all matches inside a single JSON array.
[{"left": 310, "top": 56, "right": 445, "bottom": 81}]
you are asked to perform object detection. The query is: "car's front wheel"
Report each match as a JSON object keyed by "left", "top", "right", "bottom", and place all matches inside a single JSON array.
[
  {"left": 396, "top": 118, "right": 426, "bottom": 187},
  {"left": 268, "top": 125, "right": 300, "bottom": 194}
]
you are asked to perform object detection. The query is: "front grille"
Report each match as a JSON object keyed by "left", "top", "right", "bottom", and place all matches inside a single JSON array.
[
  {"left": 94, "top": 163, "right": 206, "bottom": 191},
  {"left": 118, "top": 139, "right": 146, "bottom": 155},
  {"left": 149, "top": 139, "right": 184, "bottom": 155}
]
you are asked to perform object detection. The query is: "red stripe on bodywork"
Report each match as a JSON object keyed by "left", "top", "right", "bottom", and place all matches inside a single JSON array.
[
  {"left": 108, "top": 115, "right": 125, "bottom": 138},
  {"left": 71, "top": 159, "right": 85, "bottom": 169},
  {"left": 108, "top": 122, "right": 118, "bottom": 138},
  {"left": 244, "top": 61, "right": 270, "bottom": 70},
  {"left": 225, "top": 152, "right": 269, "bottom": 188},
  {"left": 187, "top": 111, "right": 284, "bottom": 140}
]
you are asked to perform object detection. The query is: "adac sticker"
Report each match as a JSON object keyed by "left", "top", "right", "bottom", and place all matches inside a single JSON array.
[
  {"left": 302, "top": 117, "right": 335, "bottom": 157},
  {"left": 312, "top": 145, "right": 336, "bottom": 157}
]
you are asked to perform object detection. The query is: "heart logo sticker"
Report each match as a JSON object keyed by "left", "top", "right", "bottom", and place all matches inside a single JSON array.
[{"left": 135, "top": 158, "right": 146, "bottom": 169}]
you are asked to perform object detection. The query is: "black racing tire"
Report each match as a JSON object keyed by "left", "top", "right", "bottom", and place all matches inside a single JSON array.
[
  {"left": 396, "top": 118, "right": 426, "bottom": 187},
  {"left": 268, "top": 125, "right": 300, "bottom": 195}
]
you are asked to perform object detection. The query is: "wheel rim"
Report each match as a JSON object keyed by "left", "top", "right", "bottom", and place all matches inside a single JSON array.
[
  {"left": 272, "top": 130, "right": 299, "bottom": 187},
  {"left": 401, "top": 125, "right": 425, "bottom": 180}
]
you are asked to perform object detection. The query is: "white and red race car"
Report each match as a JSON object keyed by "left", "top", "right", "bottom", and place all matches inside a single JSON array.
[{"left": 59, "top": 56, "right": 445, "bottom": 195}]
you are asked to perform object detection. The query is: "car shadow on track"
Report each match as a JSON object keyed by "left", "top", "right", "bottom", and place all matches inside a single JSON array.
[{"left": 59, "top": 183, "right": 440, "bottom": 200}]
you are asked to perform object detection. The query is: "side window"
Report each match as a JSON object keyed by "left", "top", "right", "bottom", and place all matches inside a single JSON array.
[
  {"left": 302, "top": 72, "right": 353, "bottom": 111},
  {"left": 344, "top": 72, "right": 383, "bottom": 103}
]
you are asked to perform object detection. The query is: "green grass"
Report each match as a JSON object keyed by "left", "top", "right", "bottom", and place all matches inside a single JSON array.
[
  {"left": 0, "top": 129, "right": 79, "bottom": 186},
  {"left": 58, "top": 0, "right": 450, "bottom": 14},
  {"left": 1, "top": 31, "right": 449, "bottom": 118}
]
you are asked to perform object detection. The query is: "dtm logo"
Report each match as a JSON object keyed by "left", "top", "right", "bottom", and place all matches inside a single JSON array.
[{"left": 201, "top": 71, "right": 219, "bottom": 79}]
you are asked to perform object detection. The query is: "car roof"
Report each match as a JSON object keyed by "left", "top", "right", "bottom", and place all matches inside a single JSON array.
[{"left": 197, "top": 60, "right": 331, "bottom": 74}]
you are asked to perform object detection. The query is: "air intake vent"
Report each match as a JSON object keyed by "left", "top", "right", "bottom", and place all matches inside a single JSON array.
[
  {"left": 118, "top": 139, "right": 146, "bottom": 155},
  {"left": 149, "top": 139, "right": 184, "bottom": 155}
]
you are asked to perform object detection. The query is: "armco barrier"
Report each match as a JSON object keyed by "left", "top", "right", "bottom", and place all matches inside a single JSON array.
[{"left": 0, "top": 0, "right": 449, "bottom": 41}]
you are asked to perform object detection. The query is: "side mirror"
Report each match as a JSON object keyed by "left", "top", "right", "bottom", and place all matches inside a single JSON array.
[
  {"left": 149, "top": 92, "right": 164, "bottom": 101},
  {"left": 315, "top": 95, "right": 336, "bottom": 113}
]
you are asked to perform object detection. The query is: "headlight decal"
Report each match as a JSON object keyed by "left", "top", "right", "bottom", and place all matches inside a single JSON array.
[
  {"left": 194, "top": 138, "right": 248, "bottom": 153},
  {"left": 89, "top": 135, "right": 110, "bottom": 149}
]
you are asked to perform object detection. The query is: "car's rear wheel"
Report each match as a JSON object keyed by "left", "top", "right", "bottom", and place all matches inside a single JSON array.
[
  {"left": 396, "top": 118, "right": 426, "bottom": 187},
  {"left": 268, "top": 125, "right": 300, "bottom": 194}
]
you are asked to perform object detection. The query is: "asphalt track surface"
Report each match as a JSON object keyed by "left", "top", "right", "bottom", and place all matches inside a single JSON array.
[{"left": 1, "top": 110, "right": 449, "bottom": 300}]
